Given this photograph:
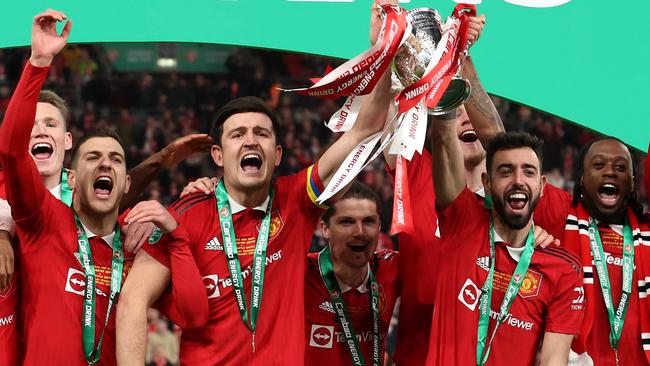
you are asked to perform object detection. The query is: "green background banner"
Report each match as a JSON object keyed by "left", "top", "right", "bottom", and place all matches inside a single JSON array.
[{"left": 1, "top": 1, "right": 647, "bottom": 150}]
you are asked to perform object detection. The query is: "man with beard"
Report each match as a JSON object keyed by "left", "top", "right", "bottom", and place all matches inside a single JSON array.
[
  {"left": 116, "top": 3, "right": 392, "bottom": 365},
  {"left": 304, "top": 182, "right": 400, "bottom": 366},
  {"left": 0, "top": 10, "right": 205, "bottom": 365},
  {"left": 426, "top": 123, "right": 584, "bottom": 365},
  {"left": 532, "top": 137, "right": 650, "bottom": 365}
]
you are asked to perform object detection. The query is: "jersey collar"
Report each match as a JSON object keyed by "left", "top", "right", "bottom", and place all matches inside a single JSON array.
[
  {"left": 335, "top": 264, "right": 371, "bottom": 294},
  {"left": 228, "top": 194, "right": 270, "bottom": 215}
]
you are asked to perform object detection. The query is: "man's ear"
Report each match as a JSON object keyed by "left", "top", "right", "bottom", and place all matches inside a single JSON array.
[
  {"left": 211, "top": 145, "right": 224, "bottom": 168},
  {"left": 67, "top": 169, "right": 76, "bottom": 189},
  {"left": 481, "top": 172, "right": 490, "bottom": 196},
  {"left": 320, "top": 220, "right": 330, "bottom": 240}
]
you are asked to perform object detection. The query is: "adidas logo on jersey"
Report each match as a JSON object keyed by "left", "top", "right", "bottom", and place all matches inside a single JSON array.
[
  {"left": 205, "top": 237, "right": 223, "bottom": 251},
  {"left": 476, "top": 256, "right": 490, "bottom": 271},
  {"left": 319, "top": 301, "right": 335, "bottom": 314}
]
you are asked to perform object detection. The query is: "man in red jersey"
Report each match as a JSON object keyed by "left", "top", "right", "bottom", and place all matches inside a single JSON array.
[
  {"left": 426, "top": 116, "right": 584, "bottom": 366},
  {"left": 0, "top": 10, "right": 205, "bottom": 365},
  {"left": 305, "top": 182, "right": 400, "bottom": 366},
  {"left": 531, "top": 136, "right": 650, "bottom": 366},
  {"left": 388, "top": 55, "right": 503, "bottom": 365},
  {"left": 116, "top": 3, "right": 393, "bottom": 364}
]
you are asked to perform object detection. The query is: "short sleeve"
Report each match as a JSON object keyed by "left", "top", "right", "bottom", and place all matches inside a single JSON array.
[
  {"left": 0, "top": 198, "right": 14, "bottom": 238},
  {"left": 544, "top": 266, "right": 584, "bottom": 335},
  {"left": 437, "top": 187, "right": 484, "bottom": 240}
]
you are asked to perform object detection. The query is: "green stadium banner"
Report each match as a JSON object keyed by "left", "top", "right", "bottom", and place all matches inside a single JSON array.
[{"left": 0, "top": 1, "right": 647, "bottom": 151}]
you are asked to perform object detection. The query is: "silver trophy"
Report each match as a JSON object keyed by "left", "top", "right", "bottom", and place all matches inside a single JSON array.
[{"left": 392, "top": 8, "right": 470, "bottom": 116}]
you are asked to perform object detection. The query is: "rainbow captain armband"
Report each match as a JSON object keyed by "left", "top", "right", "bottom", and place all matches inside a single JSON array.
[{"left": 306, "top": 164, "right": 328, "bottom": 210}]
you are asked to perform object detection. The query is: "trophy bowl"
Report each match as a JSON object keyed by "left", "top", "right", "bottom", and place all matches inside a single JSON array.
[{"left": 392, "top": 8, "right": 471, "bottom": 115}]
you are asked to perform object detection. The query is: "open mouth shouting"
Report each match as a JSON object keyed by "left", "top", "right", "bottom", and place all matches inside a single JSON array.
[
  {"left": 458, "top": 129, "right": 479, "bottom": 144},
  {"left": 597, "top": 183, "right": 620, "bottom": 208},
  {"left": 240, "top": 153, "right": 263, "bottom": 174},
  {"left": 93, "top": 175, "right": 114, "bottom": 199},
  {"left": 30, "top": 142, "right": 54, "bottom": 160},
  {"left": 347, "top": 242, "right": 370, "bottom": 253},
  {"left": 506, "top": 191, "right": 529, "bottom": 212}
]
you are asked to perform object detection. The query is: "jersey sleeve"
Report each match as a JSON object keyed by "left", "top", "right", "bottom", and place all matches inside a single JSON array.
[
  {"left": 533, "top": 184, "right": 572, "bottom": 241},
  {"left": 0, "top": 62, "right": 51, "bottom": 228},
  {"left": 543, "top": 264, "right": 584, "bottom": 335},
  {"left": 142, "top": 214, "right": 208, "bottom": 329},
  {"left": 0, "top": 199, "right": 14, "bottom": 238},
  {"left": 277, "top": 163, "right": 326, "bottom": 248},
  {"left": 437, "top": 187, "right": 484, "bottom": 242}
]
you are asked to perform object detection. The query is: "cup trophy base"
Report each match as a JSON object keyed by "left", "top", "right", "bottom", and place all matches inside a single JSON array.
[{"left": 427, "top": 77, "right": 471, "bottom": 116}]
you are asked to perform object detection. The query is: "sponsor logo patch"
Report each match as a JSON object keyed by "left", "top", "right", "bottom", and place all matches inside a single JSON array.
[
  {"left": 458, "top": 278, "right": 481, "bottom": 311},
  {"left": 309, "top": 324, "right": 334, "bottom": 348}
]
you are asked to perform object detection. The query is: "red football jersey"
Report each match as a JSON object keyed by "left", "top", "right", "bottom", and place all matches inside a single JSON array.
[
  {"left": 144, "top": 166, "right": 324, "bottom": 365},
  {"left": 304, "top": 250, "right": 400, "bottom": 366},
  {"left": 0, "top": 62, "right": 141, "bottom": 366},
  {"left": 426, "top": 188, "right": 584, "bottom": 366},
  {"left": 585, "top": 225, "right": 647, "bottom": 365},
  {"left": 0, "top": 179, "right": 19, "bottom": 366},
  {"left": 391, "top": 151, "right": 437, "bottom": 365}
]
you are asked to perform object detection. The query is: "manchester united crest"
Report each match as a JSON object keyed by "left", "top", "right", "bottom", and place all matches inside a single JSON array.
[{"left": 518, "top": 270, "right": 543, "bottom": 298}]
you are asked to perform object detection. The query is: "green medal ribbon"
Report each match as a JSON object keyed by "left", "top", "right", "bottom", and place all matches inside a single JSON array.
[
  {"left": 318, "top": 246, "right": 380, "bottom": 366},
  {"left": 476, "top": 217, "right": 535, "bottom": 366},
  {"left": 60, "top": 169, "right": 73, "bottom": 207},
  {"left": 587, "top": 219, "right": 634, "bottom": 352},
  {"left": 215, "top": 180, "right": 273, "bottom": 351},
  {"left": 74, "top": 213, "right": 124, "bottom": 364}
]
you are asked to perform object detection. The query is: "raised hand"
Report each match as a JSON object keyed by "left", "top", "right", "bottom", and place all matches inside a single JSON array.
[
  {"left": 122, "top": 221, "right": 156, "bottom": 254},
  {"left": 370, "top": 0, "right": 400, "bottom": 45},
  {"left": 180, "top": 177, "right": 218, "bottom": 197},
  {"left": 466, "top": 15, "right": 486, "bottom": 46},
  {"left": 533, "top": 225, "right": 560, "bottom": 249},
  {"left": 30, "top": 9, "right": 72, "bottom": 67},
  {"left": 159, "top": 134, "right": 213, "bottom": 169},
  {"left": 125, "top": 201, "right": 178, "bottom": 234}
]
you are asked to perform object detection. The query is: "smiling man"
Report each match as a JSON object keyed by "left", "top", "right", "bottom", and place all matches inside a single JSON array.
[
  {"left": 304, "top": 182, "right": 399, "bottom": 366},
  {"left": 427, "top": 122, "right": 584, "bottom": 365},
  {"left": 533, "top": 137, "right": 650, "bottom": 365}
]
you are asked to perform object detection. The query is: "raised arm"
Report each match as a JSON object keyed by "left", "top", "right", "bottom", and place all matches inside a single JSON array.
[
  {"left": 430, "top": 110, "right": 466, "bottom": 210},
  {"left": 120, "top": 134, "right": 212, "bottom": 211},
  {"left": 462, "top": 56, "right": 504, "bottom": 147},
  {"left": 0, "top": 10, "right": 71, "bottom": 220},
  {"left": 316, "top": 3, "right": 391, "bottom": 186}
]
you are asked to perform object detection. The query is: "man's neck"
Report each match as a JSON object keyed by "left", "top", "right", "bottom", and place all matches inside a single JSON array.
[
  {"left": 226, "top": 181, "right": 270, "bottom": 209},
  {"left": 73, "top": 201, "right": 118, "bottom": 237},
  {"left": 465, "top": 161, "right": 485, "bottom": 193},
  {"left": 492, "top": 213, "right": 532, "bottom": 248},
  {"left": 42, "top": 171, "right": 62, "bottom": 191},
  {"left": 332, "top": 260, "right": 369, "bottom": 290}
]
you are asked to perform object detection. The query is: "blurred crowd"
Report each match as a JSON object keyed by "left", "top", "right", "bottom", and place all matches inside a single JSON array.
[{"left": 0, "top": 44, "right": 646, "bottom": 365}]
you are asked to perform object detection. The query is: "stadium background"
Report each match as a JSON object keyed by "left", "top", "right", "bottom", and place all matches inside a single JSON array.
[{"left": 0, "top": 43, "right": 646, "bottom": 366}]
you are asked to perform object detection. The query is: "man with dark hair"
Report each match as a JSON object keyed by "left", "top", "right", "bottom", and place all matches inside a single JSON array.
[
  {"left": 532, "top": 136, "right": 650, "bottom": 365},
  {"left": 116, "top": 3, "right": 392, "bottom": 365},
  {"left": 304, "top": 181, "right": 400, "bottom": 366},
  {"left": 0, "top": 10, "right": 205, "bottom": 365},
  {"left": 426, "top": 113, "right": 584, "bottom": 365}
]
